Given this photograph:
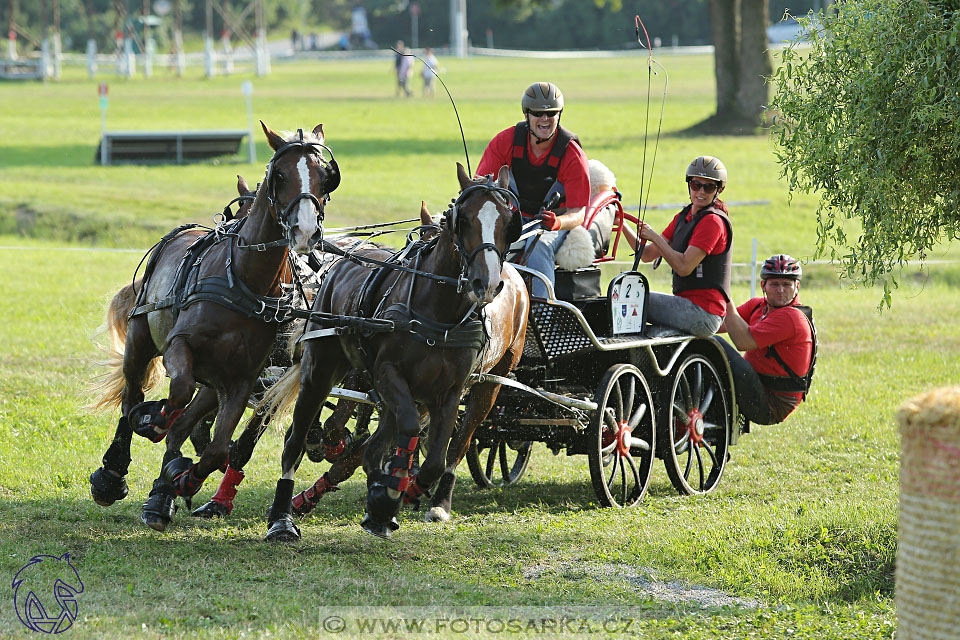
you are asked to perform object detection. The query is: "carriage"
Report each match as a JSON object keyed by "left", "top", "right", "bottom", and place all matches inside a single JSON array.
[{"left": 311, "top": 187, "right": 744, "bottom": 511}]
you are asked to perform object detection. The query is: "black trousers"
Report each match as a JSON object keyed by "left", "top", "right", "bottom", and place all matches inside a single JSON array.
[{"left": 712, "top": 337, "right": 777, "bottom": 425}]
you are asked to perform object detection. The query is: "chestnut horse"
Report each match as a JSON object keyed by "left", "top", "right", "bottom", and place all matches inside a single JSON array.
[
  {"left": 88, "top": 123, "right": 340, "bottom": 531},
  {"left": 262, "top": 164, "right": 527, "bottom": 540}
]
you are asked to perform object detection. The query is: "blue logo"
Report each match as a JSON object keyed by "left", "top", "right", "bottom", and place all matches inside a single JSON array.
[
  {"left": 621, "top": 305, "right": 627, "bottom": 317},
  {"left": 12, "top": 553, "right": 83, "bottom": 634}
]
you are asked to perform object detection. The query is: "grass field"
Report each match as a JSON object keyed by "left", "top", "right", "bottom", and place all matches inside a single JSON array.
[{"left": 1, "top": 54, "right": 957, "bottom": 639}]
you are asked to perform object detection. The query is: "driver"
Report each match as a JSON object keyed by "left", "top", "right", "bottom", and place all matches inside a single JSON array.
[
  {"left": 475, "top": 81, "right": 590, "bottom": 298},
  {"left": 716, "top": 254, "right": 816, "bottom": 425}
]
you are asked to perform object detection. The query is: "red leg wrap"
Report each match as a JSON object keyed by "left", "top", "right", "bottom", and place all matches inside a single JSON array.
[
  {"left": 209, "top": 467, "right": 244, "bottom": 514},
  {"left": 174, "top": 464, "right": 206, "bottom": 497},
  {"left": 160, "top": 406, "right": 184, "bottom": 430},
  {"left": 291, "top": 474, "right": 338, "bottom": 515},
  {"left": 322, "top": 438, "right": 346, "bottom": 460},
  {"left": 403, "top": 474, "right": 427, "bottom": 505}
]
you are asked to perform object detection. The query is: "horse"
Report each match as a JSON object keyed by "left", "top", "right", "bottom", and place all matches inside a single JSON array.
[
  {"left": 88, "top": 122, "right": 340, "bottom": 532},
  {"left": 262, "top": 163, "right": 526, "bottom": 540}
]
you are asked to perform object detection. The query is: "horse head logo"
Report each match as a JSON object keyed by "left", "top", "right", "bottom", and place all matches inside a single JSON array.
[{"left": 12, "top": 553, "right": 84, "bottom": 634}]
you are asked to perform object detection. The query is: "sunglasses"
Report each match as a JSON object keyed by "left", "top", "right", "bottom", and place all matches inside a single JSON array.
[
  {"left": 528, "top": 110, "right": 559, "bottom": 118},
  {"left": 688, "top": 179, "right": 719, "bottom": 193}
]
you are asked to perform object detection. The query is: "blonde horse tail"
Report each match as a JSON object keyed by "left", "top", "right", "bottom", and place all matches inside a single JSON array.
[
  {"left": 87, "top": 280, "right": 164, "bottom": 411},
  {"left": 258, "top": 362, "right": 302, "bottom": 429}
]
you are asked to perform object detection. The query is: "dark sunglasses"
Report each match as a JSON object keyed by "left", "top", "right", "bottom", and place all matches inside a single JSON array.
[
  {"left": 528, "top": 110, "right": 559, "bottom": 118},
  {"left": 688, "top": 179, "right": 719, "bottom": 193}
]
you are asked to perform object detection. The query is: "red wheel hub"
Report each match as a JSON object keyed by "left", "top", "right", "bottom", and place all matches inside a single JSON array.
[
  {"left": 616, "top": 421, "right": 632, "bottom": 457},
  {"left": 685, "top": 408, "right": 705, "bottom": 445}
]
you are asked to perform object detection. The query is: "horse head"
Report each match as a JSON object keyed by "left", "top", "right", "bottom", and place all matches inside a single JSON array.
[
  {"left": 260, "top": 122, "right": 341, "bottom": 254},
  {"left": 445, "top": 163, "right": 517, "bottom": 305}
]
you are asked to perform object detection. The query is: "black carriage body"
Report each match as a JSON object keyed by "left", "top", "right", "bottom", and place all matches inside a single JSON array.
[{"left": 468, "top": 265, "right": 744, "bottom": 501}]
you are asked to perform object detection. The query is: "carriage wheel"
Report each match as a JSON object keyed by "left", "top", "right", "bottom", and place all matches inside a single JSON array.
[
  {"left": 467, "top": 437, "right": 533, "bottom": 488},
  {"left": 661, "top": 354, "right": 730, "bottom": 495},
  {"left": 588, "top": 364, "right": 656, "bottom": 508}
]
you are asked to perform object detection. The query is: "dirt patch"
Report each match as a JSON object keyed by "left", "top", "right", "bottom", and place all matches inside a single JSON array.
[{"left": 522, "top": 560, "right": 762, "bottom": 610}]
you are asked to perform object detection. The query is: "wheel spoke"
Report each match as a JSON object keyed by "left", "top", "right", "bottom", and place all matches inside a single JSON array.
[
  {"left": 484, "top": 444, "right": 497, "bottom": 479},
  {"left": 673, "top": 403, "right": 690, "bottom": 425},
  {"left": 498, "top": 441, "right": 511, "bottom": 480},
  {"left": 625, "top": 452, "right": 641, "bottom": 486},
  {"left": 628, "top": 436, "right": 650, "bottom": 451},
  {"left": 603, "top": 407, "right": 619, "bottom": 432},
  {"left": 622, "top": 376, "right": 636, "bottom": 418},
  {"left": 606, "top": 450, "right": 620, "bottom": 487},
  {"left": 692, "top": 363, "right": 703, "bottom": 407},
  {"left": 628, "top": 402, "right": 648, "bottom": 430},
  {"left": 703, "top": 440, "right": 719, "bottom": 467},
  {"left": 694, "top": 442, "right": 706, "bottom": 491},
  {"left": 619, "top": 459, "right": 628, "bottom": 504},
  {"left": 613, "top": 381, "right": 624, "bottom": 423},
  {"left": 681, "top": 373, "right": 693, "bottom": 409},
  {"left": 683, "top": 445, "right": 693, "bottom": 477},
  {"left": 699, "top": 385, "right": 715, "bottom": 415},
  {"left": 601, "top": 439, "right": 618, "bottom": 456}
]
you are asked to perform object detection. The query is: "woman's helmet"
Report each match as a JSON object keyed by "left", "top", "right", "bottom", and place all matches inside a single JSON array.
[
  {"left": 761, "top": 254, "right": 802, "bottom": 281},
  {"left": 686, "top": 156, "right": 727, "bottom": 188},
  {"left": 522, "top": 82, "right": 564, "bottom": 114}
]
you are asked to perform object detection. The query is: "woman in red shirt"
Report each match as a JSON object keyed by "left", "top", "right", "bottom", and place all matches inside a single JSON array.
[{"left": 636, "top": 156, "right": 733, "bottom": 336}]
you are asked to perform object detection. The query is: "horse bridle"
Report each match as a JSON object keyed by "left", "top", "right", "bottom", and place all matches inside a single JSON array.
[
  {"left": 444, "top": 178, "right": 520, "bottom": 293},
  {"left": 261, "top": 129, "right": 341, "bottom": 249}
]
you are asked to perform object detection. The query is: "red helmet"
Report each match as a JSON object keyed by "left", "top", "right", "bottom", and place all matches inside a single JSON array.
[{"left": 761, "top": 254, "right": 802, "bottom": 280}]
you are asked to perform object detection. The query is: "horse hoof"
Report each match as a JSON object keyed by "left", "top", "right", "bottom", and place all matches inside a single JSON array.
[
  {"left": 141, "top": 491, "right": 176, "bottom": 532},
  {"left": 89, "top": 468, "right": 128, "bottom": 506},
  {"left": 360, "top": 515, "right": 399, "bottom": 539},
  {"left": 128, "top": 399, "right": 171, "bottom": 442},
  {"left": 425, "top": 507, "right": 451, "bottom": 523},
  {"left": 192, "top": 500, "right": 230, "bottom": 519},
  {"left": 265, "top": 514, "right": 301, "bottom": 543}
]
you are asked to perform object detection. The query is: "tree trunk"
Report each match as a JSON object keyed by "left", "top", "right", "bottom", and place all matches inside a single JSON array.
[
  {"left": 736, "top": 0, "right": 772, "bottom": 124},
  {"left": 709, "top": 0, "right": 739, "bottom": 119}
]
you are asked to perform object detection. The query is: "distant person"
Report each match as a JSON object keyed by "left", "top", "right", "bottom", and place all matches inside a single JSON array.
[
  {"left": 636, "top": 156, "right": 733, "bottom": 337},
  {"left": 352, "top": 2, "right": 374, "bottom": 48},
  {"left": 475, "top": 82, "right": 590, "bottom": 298},
  {"left": 394, "top": 41, "right": 413, "bottom": 97},
  {"left": 717, "top": 254, "right": 816, "bottom": 425},
  {"left": 290, "top": 28, "right": 299, "bottom": 53},
  {"left": 421, "top": 47, "right": 439, "bottom": 97},
  {"left": 339, "top": 33, "right": 350, "bottom": 51}
]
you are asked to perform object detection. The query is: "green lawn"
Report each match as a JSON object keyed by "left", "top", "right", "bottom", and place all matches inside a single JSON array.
[{"left": 1, "top": 54, "right": 955, "bottom": 639}]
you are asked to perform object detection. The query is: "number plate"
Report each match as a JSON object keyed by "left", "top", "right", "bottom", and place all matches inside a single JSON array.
[{"left": 609, "top": 273, "right": 647, "bottom": 335}]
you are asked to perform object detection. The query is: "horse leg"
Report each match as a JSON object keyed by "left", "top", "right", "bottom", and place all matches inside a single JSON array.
[
  {"left": 361, "top": 363, "right": 421, "bottom": 539},
  {"left": 306, "top": 370, "right": 364, "bottom": 463},
  {"left": 193, "top": 406, "right": 270, "bottom": 519},
  {"left": 89, "top": 316, "right": 156, "bottom": 507},
  {"left": 291, "top": 412, "right": 371, "bottom": 518},
  {"left": 266, "top": 343, "right": 348, "bottom": 542},
  {"left": 163, "top": 388, "right": 248, "bottom": 505},
  {"left": 403, "top": 395, "right": 454, "bottom": 513},
  {"left": 427, "top": 381, "right": 501, "bottom": 523},
  {"left": 139, "top": 387, "right": 218, "bottom": 530}
]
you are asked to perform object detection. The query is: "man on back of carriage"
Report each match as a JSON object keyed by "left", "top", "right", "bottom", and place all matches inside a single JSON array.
[
  {"left": 475, "top": 81, "right": 590, "bottom": 298},
  {"left": 717, "top": 254, "right": 816, "bottom": 425}
]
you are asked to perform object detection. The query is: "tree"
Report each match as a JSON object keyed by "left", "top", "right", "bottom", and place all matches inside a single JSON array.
[
  {"left": 705, "top": 0, "right": 772, "bottom": 131},
  {"left": 770, "top": 0, "right": 960, "bottom": 307}
]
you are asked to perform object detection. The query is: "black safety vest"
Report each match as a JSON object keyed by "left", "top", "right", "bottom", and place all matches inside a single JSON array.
[
  {"left": 510, "top": 121, "right": 580, "bottom": 217},
  {"left": 670, "top": 204, "right": 733, "bottom": 301},
  {"left": 744, "top": 299, "right": 818, "bottom": 398}
]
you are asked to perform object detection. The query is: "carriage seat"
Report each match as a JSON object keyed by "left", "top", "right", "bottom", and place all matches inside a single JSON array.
[
  {"left": 643, "top": 324, "right": 688, "bottom": 339},
  {"left": 552, "top": 189, "right": 639, "bottom": 303}
]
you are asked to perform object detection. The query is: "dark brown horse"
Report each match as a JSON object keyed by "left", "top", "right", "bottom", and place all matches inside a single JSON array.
[
  {"left": 262, "top": 164, "right": 526, "bottom": 539},
  {"left": 88, "top": 123, "right": 340, "bottom": 531}
]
